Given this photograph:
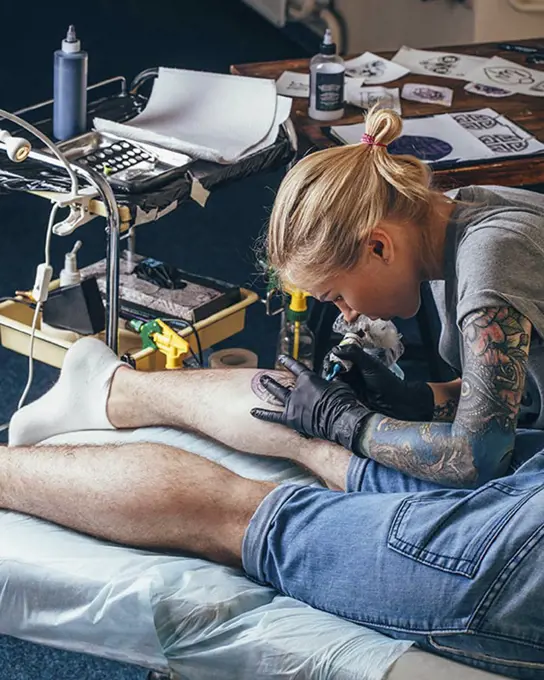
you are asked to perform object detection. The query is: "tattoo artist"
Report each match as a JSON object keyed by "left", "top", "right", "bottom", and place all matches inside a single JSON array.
[{"left": 252, "top": 105, "right": 543, "bottom": 489}]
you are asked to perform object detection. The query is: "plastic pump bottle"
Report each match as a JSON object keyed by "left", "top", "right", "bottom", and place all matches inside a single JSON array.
[
  {"left": 53, "top": 25, "right": 88, "bottom": 141},
  {"left": 309, "top": 28, "right": 345, "bottom": 121},
  {"left": 276, "top": 288, "right": 315, "bottom": 370}
]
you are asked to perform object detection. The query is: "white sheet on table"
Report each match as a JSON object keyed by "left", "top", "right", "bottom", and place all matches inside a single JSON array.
[
  {"left": 94, "top": 67, "right": 291, "bottom": 163},
  {"left": 276, "top": 70, "right": 310, "bottom": 98},
  {"left": 331, "top": 114, "right": 493, "bottom": 164},
  {"left": 462, "top": 55, "right": 544, "bottom": 97},
  {"left": 0, "top": 426, "right": 413, "bottom": 680},
  {"left": 450, "top": 107, "right": 544, "bottom": 157},
  {"left": 345, "top": 84, "right": 402, "bottom": 114},
  {"left": 344, "top": 52, "right": 409, "bottom": 84},
  {"left": 392, "top": 46, "right": 487, "bottom": 81}
]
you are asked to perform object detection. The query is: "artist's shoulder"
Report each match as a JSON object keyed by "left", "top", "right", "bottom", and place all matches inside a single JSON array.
[{"left": 453, "top": 185, "right": 544, "bottom": 247}]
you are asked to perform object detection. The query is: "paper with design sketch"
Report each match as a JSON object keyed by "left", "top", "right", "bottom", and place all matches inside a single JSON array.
[
  {"left": 450, "top": 108, "right": 544, "bottom": 156},
  {"left": 345, "top": 83, "right": 402, "bottom": 114},
  {"left": 401, "top": 83, "right": 453, "bottom": 106},
  {"left": 344, "top": 52, "right": 409, "bottom": 84},
  {"left": 330, "top": 108, "right": 544, "bottom": 164},
  {"left": 94, "top": 67, "right": 292, "bottom": 163},
  {"left": 330, "top": 115, "right": 491, "bottom": 164},
  {"left": 276, "top": 71, "right": 309, "bottom": 98},
  {"left": 464, "top": 82, "right": 514, "bottom": 98},
  {"left": 462, "top": 56, "right": 544, "bottom": 97},
  {"left": 392, "top": 46, "right": 487, "bottom": 80}
]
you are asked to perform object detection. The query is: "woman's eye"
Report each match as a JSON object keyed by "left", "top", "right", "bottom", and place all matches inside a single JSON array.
[{"left": 334, "top": 295, "right": 343, "bottom": 303}]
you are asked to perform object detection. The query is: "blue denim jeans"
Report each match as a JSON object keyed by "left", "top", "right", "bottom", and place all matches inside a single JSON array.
[{"left": 242, "top": 430, "right": 544, "bottom": 679}]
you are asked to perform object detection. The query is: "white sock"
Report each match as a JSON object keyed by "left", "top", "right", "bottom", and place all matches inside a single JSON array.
[{"left": 9, "top": 337, "right": 128, "bottom": 447}]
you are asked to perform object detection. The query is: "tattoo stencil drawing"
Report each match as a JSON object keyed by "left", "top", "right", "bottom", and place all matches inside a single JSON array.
[
  {"left": 453, "top": 112, "right": 531, "bottom": 154},
  {"left": 484, "top": 66, "right": 534, "bottom": 85},
  {"left": 346, "top": 60, "right": 386, "bottom": 79},
  {"left": 420, "top": 55, "right": 460, "bottom": 76}
]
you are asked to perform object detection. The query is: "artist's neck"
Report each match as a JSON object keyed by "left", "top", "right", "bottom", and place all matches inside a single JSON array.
[{"left": 422, "top": 194, "right": 456, "bottom": 281}]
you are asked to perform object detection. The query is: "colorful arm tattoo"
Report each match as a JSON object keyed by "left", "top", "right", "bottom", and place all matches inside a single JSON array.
[{"left": 359, "top": 306, "right": 532, "bottom": 487}]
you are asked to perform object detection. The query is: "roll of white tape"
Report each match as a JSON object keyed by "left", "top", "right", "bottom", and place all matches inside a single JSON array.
[{"left": 208, "top": 348, "right": 258, "bottom": 369}]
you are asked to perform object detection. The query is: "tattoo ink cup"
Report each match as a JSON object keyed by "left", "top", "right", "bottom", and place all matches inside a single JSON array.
[
  {"left": 53, "top": 25, "right": 88, "bottom": 141},
  {"left": 309, "top": 28, "right": 345, "bottom": 121}
]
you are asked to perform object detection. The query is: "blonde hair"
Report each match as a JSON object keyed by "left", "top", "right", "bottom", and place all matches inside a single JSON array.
[{"left": 267, "top": 106, "right": 443, "bottom": 291}]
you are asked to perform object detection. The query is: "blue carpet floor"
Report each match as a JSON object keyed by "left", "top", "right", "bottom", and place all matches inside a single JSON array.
[{"left": 0, "top": 1, "right": 309, "bottom": 677}]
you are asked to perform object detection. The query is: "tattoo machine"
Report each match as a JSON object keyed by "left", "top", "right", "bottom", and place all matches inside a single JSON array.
[{"left": 325, "top": 314, "right": 405, "bottom": 380}]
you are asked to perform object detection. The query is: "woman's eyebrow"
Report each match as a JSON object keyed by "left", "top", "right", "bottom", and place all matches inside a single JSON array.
[{"left": 318, "top": 291, "right": 331, "bottom": 302}]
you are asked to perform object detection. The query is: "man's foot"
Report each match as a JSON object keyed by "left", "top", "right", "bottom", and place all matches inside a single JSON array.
[{"left": 9, "top": 337, "right": 128, "bottom": 446}]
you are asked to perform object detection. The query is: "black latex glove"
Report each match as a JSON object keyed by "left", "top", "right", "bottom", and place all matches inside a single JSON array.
[
  {"left": 250, "top": 355, "right": 372, "bottom": 454},
  {"left": 328, "top": 343, "right": 434, "bottom": 422}
]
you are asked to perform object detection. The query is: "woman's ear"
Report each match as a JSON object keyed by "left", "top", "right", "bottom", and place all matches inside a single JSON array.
[{"left": 368, "top": 227, "right": 394, "bottom": 265}]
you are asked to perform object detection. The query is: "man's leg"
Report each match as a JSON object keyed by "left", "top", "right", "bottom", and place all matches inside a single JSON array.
[
  {"left": 9, "top": 339, "right": 351, "bottom": 490},
  {"left": 4, "top": 437, "right": 543, "bottom": 680},
  {"left": 0, "top": 441, "right": 272, "bottom": 567}
]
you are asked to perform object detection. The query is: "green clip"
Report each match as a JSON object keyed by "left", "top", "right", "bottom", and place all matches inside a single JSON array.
[{"left": 127, "top": 318, "right": 163, "bottom": 350}]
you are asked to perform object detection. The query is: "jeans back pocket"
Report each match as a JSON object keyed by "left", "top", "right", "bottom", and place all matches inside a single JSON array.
[{"left": 387, "top": 481, "right": 541, "bottom": 578}]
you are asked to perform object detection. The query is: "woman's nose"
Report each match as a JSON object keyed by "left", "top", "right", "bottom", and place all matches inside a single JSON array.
[{"left": 335, "top": 301, "right": 359, "bottom": 323}]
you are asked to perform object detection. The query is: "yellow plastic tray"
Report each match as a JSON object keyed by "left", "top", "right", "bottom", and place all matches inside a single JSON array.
[{"left": 0, "top": 288, "right": 259, "bottom": 371}]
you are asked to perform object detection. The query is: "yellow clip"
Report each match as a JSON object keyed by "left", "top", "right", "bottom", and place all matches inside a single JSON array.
[{"left": 154, "top": 319, "right": 191, "bottom": 369}]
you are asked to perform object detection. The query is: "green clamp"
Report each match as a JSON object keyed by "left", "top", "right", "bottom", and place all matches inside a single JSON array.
[{"left": 127, "top": 318, "right": 162, "bottom": 350}]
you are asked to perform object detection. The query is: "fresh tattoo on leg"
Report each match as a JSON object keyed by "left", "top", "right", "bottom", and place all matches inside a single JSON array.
[{"left": 251, "top": 370, "right": 295, "bottom": 407}]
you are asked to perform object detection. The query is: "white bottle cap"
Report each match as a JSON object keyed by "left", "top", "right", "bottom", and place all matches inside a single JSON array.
[
  {"left": 59, "top": 240, "right": 82, "bottom": 287},
  {"left": 62, "top": 25, "right": 81, "bottom": 53}
]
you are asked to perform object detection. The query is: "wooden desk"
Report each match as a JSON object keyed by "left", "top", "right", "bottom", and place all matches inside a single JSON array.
[{"left": 232, "top": 38, "right": 544, "bottom": 190}]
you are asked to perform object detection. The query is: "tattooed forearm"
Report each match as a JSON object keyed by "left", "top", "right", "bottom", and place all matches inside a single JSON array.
[
  {"left": 361, "top": 414, "right": 478, "bottom": 486},
  {"left": 357, "top": 306, "right": 531, "bottom": 487},
  {"left": 456, "top": 306, "right": 530, "bottom": 435},
  {"left": 433, "top": 398, "right": 458, "bottom": 422}
]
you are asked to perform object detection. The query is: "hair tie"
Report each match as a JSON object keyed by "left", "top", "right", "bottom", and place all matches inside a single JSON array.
[{"left": 361, "top": 133, "right": 387, "bottom": 148}]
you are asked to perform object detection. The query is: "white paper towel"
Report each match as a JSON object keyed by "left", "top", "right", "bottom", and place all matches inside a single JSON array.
[{"left": 95, "top": 67, "right": 292, "bottom": 163}]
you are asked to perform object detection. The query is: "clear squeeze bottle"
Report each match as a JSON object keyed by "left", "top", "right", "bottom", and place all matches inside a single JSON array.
[
  {"left": 308, "top": 28, "right": 345, "bottom": 121},
  {"left": 276, "top": 288, "right": 315, "bottom": 370}
]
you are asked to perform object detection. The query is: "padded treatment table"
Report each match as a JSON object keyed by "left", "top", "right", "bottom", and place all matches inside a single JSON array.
[{"left": 0, "top": 427, "right": 509, "bottom": 680}]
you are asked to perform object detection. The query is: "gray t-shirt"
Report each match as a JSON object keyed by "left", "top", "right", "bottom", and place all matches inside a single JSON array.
[{"left": 429, "top": 185, "right": 544, "bottom": 429}]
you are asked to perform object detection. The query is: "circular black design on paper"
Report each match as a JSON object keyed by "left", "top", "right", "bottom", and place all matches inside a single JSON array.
[{"left": 388, "top": 135, "right": 453, "bottom": 162}]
